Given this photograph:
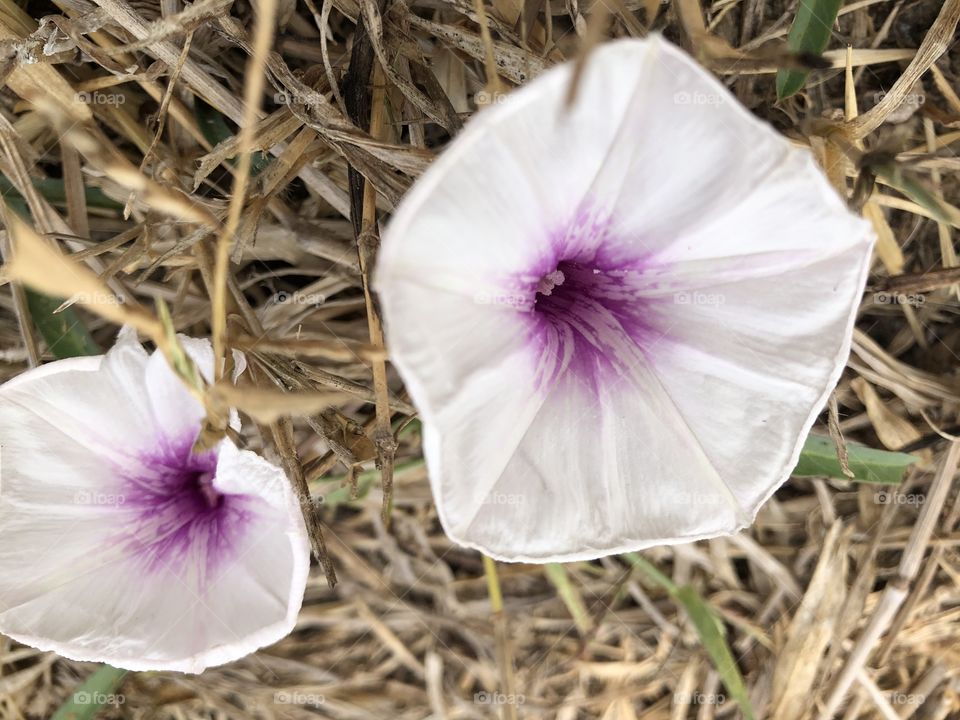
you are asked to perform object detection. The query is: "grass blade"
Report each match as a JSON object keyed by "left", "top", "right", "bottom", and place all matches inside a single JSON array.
[
  {"left": 776, "top": 0, "right": 844, "bottom": 99},
  {"left": 544, "top": 563, "right": 594, "bottom": 634},
  {"left": 793, "top": 434, "right": 917, "bottom": 484},
  {"left": 0, "top": 176, "right": 122, "bottom": 210},
  {"left": 625, "top": 553, "right": 756, "bottom": 719},
  {"left": 193, "top": 99, "right": 270, "bottom": 175},
  {"left": 25, "top": 290, "right": 101, "bottom": 359},
  {"left": 674, "top": 586, "right": 756, "bottom": 720},
  {"left": 3, "top": 202, "right": 102, "bottom": 359},
  {"left": 51, "top": 665, "right": 127, "bottom": 720}
]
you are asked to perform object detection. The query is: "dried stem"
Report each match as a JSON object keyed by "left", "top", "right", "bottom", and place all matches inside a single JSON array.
[
  {"left": 211, "top": 0, "right": 276, "bottom": 380},
  {"left": 818, "top": 440, "right": 960, "bottom": 718}
]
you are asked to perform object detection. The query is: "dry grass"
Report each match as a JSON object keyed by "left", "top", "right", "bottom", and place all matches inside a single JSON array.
[{"left": 0, "top": 0, "right": 959, "bottom": 717}]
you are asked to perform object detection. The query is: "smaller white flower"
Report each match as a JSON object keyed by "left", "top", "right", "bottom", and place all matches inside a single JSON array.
[{"left": 0, "top": 329, "right": 310, "bottom": 673}]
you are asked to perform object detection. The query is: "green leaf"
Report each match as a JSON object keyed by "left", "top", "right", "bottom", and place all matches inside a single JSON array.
[
  {"left": 623, "top": 552, "right": 676, "bottom": 593},
  {"left": 193, "top": 99, "right": 270, "bottom": 175},
  {"left": 3, "top": 202, "right": 102, "bottom": 359},
  {"left": 25, "top": 290, "right": 101, "bottom": 359},
  {"left": 51, "top": 665, "right": 127, "bottom": 720},
  {"left": 776, "top": 0, "right": 845, "bottom": 99},
  {"left": 624, "top": 553, "right": 755, "bottom": 720},
  {"left": 0, "top": 176, "right": 122, "bottom": 211},
  {"left": 674, "top": 586, "right": 756, "bottom": 720},
  {"left": 793, "top": 434, "right": 917, "bottom": 484},
  {"left": 318, "top": 471, "right": 378, "bottom": 510},
  {"left": 311, "top": 458, "right": 424, "bottom": 510},
  {"left": 868, "top": 160, "right": 960, "bottom": 228},
  {"left": 544, "top": 563, "right": 594, "bottom": 634}
]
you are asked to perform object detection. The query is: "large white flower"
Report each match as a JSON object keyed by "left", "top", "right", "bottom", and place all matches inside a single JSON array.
[
  {"left": 375, "top": 37, "right": 875, "bottom": 562},
  {"left": 0, "top": 330, "right": 310, "bottom": 672}
]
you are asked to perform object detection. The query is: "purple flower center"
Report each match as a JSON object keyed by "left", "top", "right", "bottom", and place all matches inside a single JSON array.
[
  {"left": 524, "top": 206, "right": 662, "bottom": 388},
  {"left": 113, "top": 435, "right": 257, "bottom": 580}
]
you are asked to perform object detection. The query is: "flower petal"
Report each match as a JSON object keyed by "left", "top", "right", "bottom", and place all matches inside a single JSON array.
[
  {"left": 377, "top": 40, "right": 656, "bottom": 294},
  {"left": 444, "top": 364, "right": 746, "bottom": 562},
  {"left": 648, "top": 242, "right": 872, "bottom": 514},
  {"left": 145, "top": 334, "right": 245, "bottom": 439},
  {"left": 1, "top": 336, "right": 153, "bottom": 463}
]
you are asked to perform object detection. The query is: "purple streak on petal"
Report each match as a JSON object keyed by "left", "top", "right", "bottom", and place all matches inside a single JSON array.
[
  {"left": 517, "top": 203, "right": 670, "bottom": 390},
  {"left": 113, "top": 433, "right": 258, "bottom": 582}
]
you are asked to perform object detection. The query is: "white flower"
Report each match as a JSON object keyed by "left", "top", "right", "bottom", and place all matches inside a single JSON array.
[
  {"left": 374, "top": 37, "right": 874, "bottom": 562},
  {"left": 0, "top": 329, "right": 310, "bottom": 672}
]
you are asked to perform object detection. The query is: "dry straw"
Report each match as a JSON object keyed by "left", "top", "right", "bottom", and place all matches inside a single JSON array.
[{"left": 0, "top": 0, "right": 957, "bottom": 717}]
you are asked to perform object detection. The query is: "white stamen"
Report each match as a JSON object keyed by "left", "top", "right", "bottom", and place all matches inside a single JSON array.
[{"left": 537, "top": 270, "right": 566, "bottom": 296}]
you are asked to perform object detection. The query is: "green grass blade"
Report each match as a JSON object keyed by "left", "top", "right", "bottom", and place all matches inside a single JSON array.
[
  {"left": 674, "top": 586, "right": 756, "bottom": 720},
  {"left": 0, "top": 176, "right": 122, "bottom": 211},
  {"left": 793, "top": 434, "right": 917, "bottom": 484},
  {"left": 869, "top": 161, "right": 960, "bottom": 228},
  {"left": 624, "top": 554, "right": 755, "bottom": 719},
  {"left": 623, "top": 552, "right": 677, "bottom": 593},
  {"left": 25, "top": 290, "right": 101, "bottom": 359},
  {"left": 776, "top": 0, "right": 845, "bottom": 99},
  {"left": 194, "top": 99, "right": 270, "bottom": 175},
  {"left": 544, "top": 563, "right": 594, "bottom": 634},
  {"left": 3, "top": 202, "right": 102, "bottom": 359},
  {"left": 310, "top": 458, "right": 423, "bottom": 509},
  {"left": 51, "top": 665, "right": 127, "bottom": 720}
]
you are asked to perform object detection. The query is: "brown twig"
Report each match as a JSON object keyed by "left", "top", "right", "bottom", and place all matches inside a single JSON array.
[{"left": 343, "top": 9, "right": 397, "bottom": 526}]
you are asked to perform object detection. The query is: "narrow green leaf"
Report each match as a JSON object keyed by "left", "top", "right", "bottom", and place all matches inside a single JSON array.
[
  {"left": 0, "top": 176, "right": 122, "bottom": 210},
  {"left": 3, "top": 202, "right": 102, "bottom": 359},
  {"left": 51, "top": 665, "right": 127, "bottom": 720},
  {"left": 622, "top": 552, "right": 677, "bottom": 593},
  {"left": 310, "top": 458, "right": 423, "bottom": 509},
  {"left": 793, "top": 434, "right": 917, "bottom": 484},
  {"left": 318, "top": 471, "right": 377, "bottom": 510},
  {"left": 776, "top": 0, "right": 844, "bottom": 99},
  {"left": 193, "top": 99, "right": 270, "bottom": 175},
  {"left": 674, "top": 586, "right": 756, "bottom": 720},
  {"left": 869, "top": 161, "right": 960, "bottom": 228},
  {"left": 544, "top": 563, "right": 594, "bottom": 634},
  {"left": 624, "top": 554, "right": 755, "bottom": 719},
  {"left": 25, "top": 290, "right": 101, "bottom": 359}
]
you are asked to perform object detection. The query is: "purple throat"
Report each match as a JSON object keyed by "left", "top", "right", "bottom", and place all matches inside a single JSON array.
[
  {"left": 522, "top": 207, "right": 662, "bottom": 387},
  {"left": 115, "top": 435, "right": 256, "bottom": 578}
]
